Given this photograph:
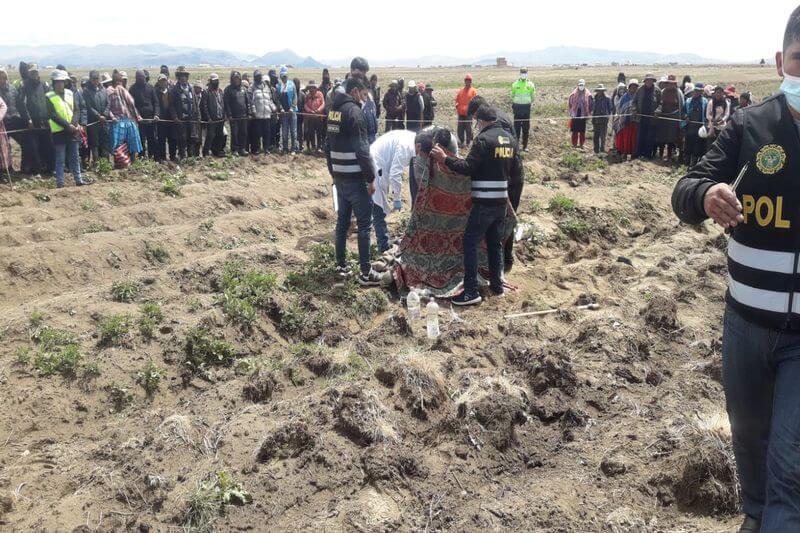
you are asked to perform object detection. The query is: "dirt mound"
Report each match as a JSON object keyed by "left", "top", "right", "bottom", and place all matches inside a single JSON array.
[
  {"left": 456, "top": 376, "right": 528, "bottom": 450},
  {"left": 650, "top": 413, "right": 739, "bottom": 516},
  {"left": 361, "top": 445, "right": 429, "bottom": 486},
  {"left": 334, "top": 386, "right": 399, "bottom": 445},
  {"left": 256, "top": 421, "right": 316, "bottom": 462},
  {"left": 394, "top": 352, "right": 448, "bottom": 420},
  {"left": 641, "top": 295, "right": 680, "bottom": 331},
  {"left": 242, "top": 369, "right": 279, "bottom": 403}
]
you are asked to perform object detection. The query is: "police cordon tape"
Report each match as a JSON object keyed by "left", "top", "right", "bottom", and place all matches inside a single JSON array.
[{"left": 2, "top": 110, "right": 708, "bottom": 135}]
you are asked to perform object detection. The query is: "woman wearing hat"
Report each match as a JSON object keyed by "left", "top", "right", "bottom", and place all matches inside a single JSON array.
[
  {"left": 303, "top": 81, "right": 325, "bottom": 152},
  {"left": 654, "top": 74, "right": 684, "bottom": 161},
  {"left": 591, "top": 84, "right": 613, "bottom": 154},
  {"left": 706, "top": 85, "right": 730, "bottom": 140},
  {"left": 613, "top": 79, "right": 640, "bottom": 159},
  {"left": 568, "top": 79, "right": 593, "bottom": 148},
  {"left": 633, "top": 73, "right": 662, "bottom": 159},
  {"left": 106, "top": 69, "right": 143, "bottom": 165}
]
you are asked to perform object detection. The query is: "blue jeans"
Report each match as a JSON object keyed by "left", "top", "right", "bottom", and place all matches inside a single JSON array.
[
  {"left": 335, "top": 179, "right": 372, "bottom": 275},
  {"left": 723, "top": 303, "right": 800, "bottom": 529},
  {"left": 54, "top": 140, "right": 82, "bottom": 187},
  {"left": 372, "top": 202, "right": 390, "bottom": 253},
  {"left": 281, "top": 111, "right": 298, "bottom": 153},
  {"left": 463, "top": 203, "right": 505, "bottom": 295}
]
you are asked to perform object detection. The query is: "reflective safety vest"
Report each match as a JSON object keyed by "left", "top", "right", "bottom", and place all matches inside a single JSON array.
[
  {"left": 47, "top": 89, "right": 74, "bottom": 133},
  {"left": 511, "top": 79, "right": 536, "bottom": 105}
]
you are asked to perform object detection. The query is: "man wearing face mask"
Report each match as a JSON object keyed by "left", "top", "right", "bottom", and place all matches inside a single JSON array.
[
  {"left": 511, "top": 67, "right": 536, "bottom": 151},
  {"left": 326, "top": 73, "right": 381, "bottom": 287},
  {"left": 201, "top": 73, "right": 226, "bottom": 157},
  {"left": 671, "top": 7, "right": 800, "bottom": 532}
]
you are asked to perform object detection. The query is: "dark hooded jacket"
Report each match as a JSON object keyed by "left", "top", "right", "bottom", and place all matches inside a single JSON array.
[
  {"left": 201, "top": 82, "right": 225, "bottom": 122},
  {"left": 17, "top": 77, "right": 50, "bottom": 126},
  {"left": 0, "top": 82, "right": 20, "bottom": 122},
  {"left": 224, "top": 73, "right": 249, "bottom": 118},
  {"left": 129, "top": 81, "right": 160, "bottom": 119},
  {"left": 170, "top": 80, "right": 195, "bottom": 121},
  {"left": 83, "top": 83, "right": 110, "bottom": 123}
]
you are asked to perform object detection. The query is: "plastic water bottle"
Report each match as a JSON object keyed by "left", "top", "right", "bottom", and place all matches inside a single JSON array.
[
  {"left": 407, "top": 290, "right": 421, "bottom": 320},
  {"left": 427, "top": 300, "right": 440, "bottom": 339}
]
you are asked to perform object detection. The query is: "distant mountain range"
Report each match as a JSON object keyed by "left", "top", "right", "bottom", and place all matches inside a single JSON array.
[{"left": 0, "top": 44, "right": 736, "bottom": 70}]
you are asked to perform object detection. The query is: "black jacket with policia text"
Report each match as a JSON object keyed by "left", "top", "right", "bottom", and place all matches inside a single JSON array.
[
  {"left": 444, "top": 121, "right": 522, "bottom": 205},
  {"left": 325, "top": 92, "right": 375, "bottom": 183},
  {"left": 672, "top": 93, "right": 800, "bottom": 330}
]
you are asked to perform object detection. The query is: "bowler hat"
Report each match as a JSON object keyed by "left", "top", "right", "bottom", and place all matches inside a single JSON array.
[{"left": 175, "top": 66, "right": 189, "bottom": 77}]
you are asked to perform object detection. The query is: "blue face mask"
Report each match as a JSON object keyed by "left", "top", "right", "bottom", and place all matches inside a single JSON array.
[{"left": 780, "top": 72, "right": 800, "bottom": 111}]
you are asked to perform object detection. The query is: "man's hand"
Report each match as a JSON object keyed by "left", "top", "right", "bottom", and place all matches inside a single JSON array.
[
  {"left": 27, "top": 120, "right": 33, "bottom": 130},
  {"left": 368, "top": 182, "right": 376, "bottom": 196},
  {"left": 430, "top": 145, "right": 447, "bottom": 163},
  {"left": 153, "top": 115, "right": 159, "bottom": 121},
  {"left": 704, "top": 183, "right": 743, "bottom": 229}
]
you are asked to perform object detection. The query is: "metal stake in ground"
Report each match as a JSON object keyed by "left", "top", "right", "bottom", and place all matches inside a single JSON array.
[{"left": 504, "top": 302, "right": 600, "bottom": 320}]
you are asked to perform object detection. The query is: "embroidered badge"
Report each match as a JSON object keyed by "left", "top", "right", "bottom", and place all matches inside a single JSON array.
[{"left": 756, "top": 144, "right": 787, "bottom": 175}]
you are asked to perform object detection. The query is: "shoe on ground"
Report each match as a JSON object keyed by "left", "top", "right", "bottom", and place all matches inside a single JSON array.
[
  {"left": 335, "top": 265, "right": 352, "bottom": 278},
  {"left": 504, "top": 261, "right": 514, "bottom": 273},
  {"left": 738, "top": 515, "right": 761, "bottom": 533},
  {"left": 358, "top": 269, "right": 382, "bottom": 287},
  {"left": 452, "top": 292, "right": 482, "bottom": 306},
  {"left": 238, "top": 150, "right": 249, "bottom": 156}
]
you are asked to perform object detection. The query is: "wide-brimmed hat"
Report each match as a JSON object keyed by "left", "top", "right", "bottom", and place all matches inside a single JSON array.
[
  {"left": 119, "top": 70, "right": 128, "bottom": 80},
  {"left": 643, "top": 73, "right": 657, "bottom": 81},
  {"left": 666, "top": 74, "right": 677, "bottom": 83},
  {"left": 175, "top": 66, "right": 189, "bottom": 77},
  {"left": 209, "top": 73, "right": 219, "bottom": 81},
  {"left": 684, "top": 84, "right": 695, "bottom": 96},
  {"left": 594, "top": 84, "right": 606, "bottom": 92},
  {"left": 101, "top": 72, "right": 112, "bottom": 84},
  {"left": 628, "top": 79, "right": 640, "bottom": 87},
  {"left": 50, "top": 69, "right": 68, "bottom": 82},
  {"left": 157, "top": 74, "right": 168, "bottom": 81},
  {"left": 28, "top": 63, "right": 39, "bottom": 72},
  {"left": 307, "top": 80, "right": 318, "bottom": 88}
]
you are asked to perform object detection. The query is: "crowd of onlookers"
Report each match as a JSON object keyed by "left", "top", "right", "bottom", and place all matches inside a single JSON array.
[
  {"left": 0, "top": 61, "right": 757, "bottom": 188},
  {"left": 567, "top": 71, "right": 753, "bottom": 167}
]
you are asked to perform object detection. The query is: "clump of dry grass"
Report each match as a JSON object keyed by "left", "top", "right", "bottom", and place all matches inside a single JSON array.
[
  {"left": 335, "top": 386, "right": 399, "bottom": 445},
  {"left": 456, "top": 376, "right": 528, "bottom": 450},
  {"left": 394, "top": 350, "right": 448, "bottom": 420},
  {"left": 650, "top": 411, "right": 739, "bottom": 516}
]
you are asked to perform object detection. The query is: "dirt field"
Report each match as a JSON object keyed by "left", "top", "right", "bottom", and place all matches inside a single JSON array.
[{"left": 0, "top": 66, "right": 776, "bottom": 532}]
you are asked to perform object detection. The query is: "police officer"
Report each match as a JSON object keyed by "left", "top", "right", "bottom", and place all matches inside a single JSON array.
[
  {"left": 671, "top": 7, "right": 800, "bottom": 531},
  {"left": 326, "top": 73, "right": 382, "bottom": 286},
  {"left": 430, "top": 104, "right": 520, "bottom": 306},
  {"left": 467, "top": 95, "right": 525, "bottom": 272}
]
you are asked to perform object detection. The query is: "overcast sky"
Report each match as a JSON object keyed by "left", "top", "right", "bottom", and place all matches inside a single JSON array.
[{"left": 2, "top": 0, "right": 797, "bottom": 62}]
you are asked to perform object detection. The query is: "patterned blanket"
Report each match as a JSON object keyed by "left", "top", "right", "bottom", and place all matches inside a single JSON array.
[{"left": 393, "top": 155, "right": 516, "bottom": 297}]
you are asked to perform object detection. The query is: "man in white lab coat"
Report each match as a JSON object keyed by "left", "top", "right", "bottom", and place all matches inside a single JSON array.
[{"left": 369, "top": 129, "right": 417, "bottom": 252}]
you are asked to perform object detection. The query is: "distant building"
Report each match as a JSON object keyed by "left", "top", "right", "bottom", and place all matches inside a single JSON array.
[{"left": 496, "top": 57, "right": 508, "bottom": 67}]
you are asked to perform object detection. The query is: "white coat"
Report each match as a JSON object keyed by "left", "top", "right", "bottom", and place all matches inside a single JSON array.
[{"left": 369, "top": 129, "right": 417, "bottom": 213}]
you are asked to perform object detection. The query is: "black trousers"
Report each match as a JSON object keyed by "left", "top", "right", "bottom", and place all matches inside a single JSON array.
[
  {"left": 250, "top": 119, "right": 272, "bottom": 153},
  {"left": 457, "top": 114, "right": 472, "bottom": 146},
  {"left": 504, "top": 174, "right": 524, "bottom": 268},
  {"left": 86, "top": 122, "right": 108, "bottom": 163},
  {"left": 28, "top": 126, "right": 54, "bottom": 174},
  {"left": 172, "top": 121, "right": 193, "bottom": 160},
  {"left": 592, "top": 118, "right": 609, "bottom": 154},
  {"left": 684, "top": 133, "right": 706, "bottom": 168},
  {"left": 157, "top": 122, "right": 176, "bottom": 161},
  {"left": 296, "top": 113, "right": 304, "bottom": 150},
  {"left": 5, "top": 117, "right": 33, "bottom": 172},
  {"left": 512, "top": 104, "right": 532, "bottom": 149},
  {"left": 204, "top": 122, "right": 226, "bottom": 156},
  {"left": 138, "top": 122, "right": 157, "bottom": 159},
  {"left": 230, "top": 119, "right": 248, "bottom": 153}
]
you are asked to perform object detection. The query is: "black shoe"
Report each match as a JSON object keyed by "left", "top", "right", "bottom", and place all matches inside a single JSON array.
[
  {"left": 358, "top": 269, "right": 382, "bottom": 287},
  {"left": 238, "top": 150, "right": 249, "bottom": 157},
  {"left": 738, "top": 515, "right": 761, "bottom": 533},
  {"left": 452, "top": 292, "right": 482, "bottom": 306},
  {"left": 504, "top": 261, "right": 514, "bottom": 273},
  {"left": 490, "top": 286, "right": 505, "bottom": 296},
  {"left": 251, "top": 149, "right": 261, "bottom": 155}
]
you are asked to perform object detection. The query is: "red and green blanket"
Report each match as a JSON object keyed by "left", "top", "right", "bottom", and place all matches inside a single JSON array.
[{"left": 393, "top": 156, "right": 517, "bottom": 297}]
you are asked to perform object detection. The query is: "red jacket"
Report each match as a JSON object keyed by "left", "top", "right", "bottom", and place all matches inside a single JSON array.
[{"left": 304, "top": 90, "right": 325, "bottom": 115}]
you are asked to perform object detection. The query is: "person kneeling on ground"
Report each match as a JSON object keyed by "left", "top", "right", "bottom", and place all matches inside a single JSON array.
[
  {"left": 326, "top": 74, "right": 382, "bottom": 286},
  {"left": 430, "top": 104, "right": 520, "bottom": 306},
  {"left": 369, "top": 129, "right": 417, "bottom": 252}
]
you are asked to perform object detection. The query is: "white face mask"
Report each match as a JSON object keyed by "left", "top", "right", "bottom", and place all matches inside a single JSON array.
[{"left": 520, "top": 73, "right": 528, "bottom": 80}]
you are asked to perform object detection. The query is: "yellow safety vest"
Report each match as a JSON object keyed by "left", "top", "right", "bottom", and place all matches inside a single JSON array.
[{"left": 47, "top": 89, "right": 74, "bottom": 133}]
